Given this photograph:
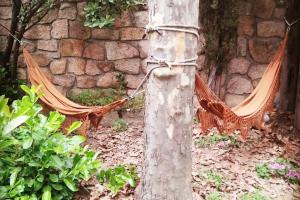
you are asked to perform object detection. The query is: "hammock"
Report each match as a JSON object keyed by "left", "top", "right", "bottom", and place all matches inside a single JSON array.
[
  {"left": 23, "top": 48, "right": 127, "bottom": 134},
  {"left": 195, "top": 32, "right": 288, "bottom": 139}
]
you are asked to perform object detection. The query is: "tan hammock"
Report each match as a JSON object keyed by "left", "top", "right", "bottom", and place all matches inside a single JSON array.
[
  {"left": 23, "top": 48, "right": 127, "bottom": 134},
  {"left": 195, "top": 32, "right": 288, "bottom": 140}
]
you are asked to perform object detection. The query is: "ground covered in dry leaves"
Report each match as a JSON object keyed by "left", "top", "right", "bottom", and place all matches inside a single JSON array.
[{"left": 74, "top": 112, "right": 300, "bottom": 200}]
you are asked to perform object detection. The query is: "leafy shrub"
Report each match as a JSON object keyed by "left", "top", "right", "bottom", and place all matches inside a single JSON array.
[
  {"left": 123, "top": 94, "right": 144, "bottom": 112},
  {"left": 0, "top": 67, "right": 26, "bottom": 103},
  {"left": 112, "top": 118, "right": 128, "bottom": 132},
  {"left": 97, "top": 165, "right": 139, "bottom": 197},
  {"left": 200, "top": 170, "right": 223, "bottom": 190},
  {"left": 0, "top": 85, "right": 100, "bottom": 199},
  {"left": 206, "top": 192, "right": 222, "bottom": 200},
  {"left": 240, "top": 190, "right": 268, "bottom": 200},
  {"left": 256, "top": 164, "right": 271, "bottom": 179},
  {"left": 84, "top": 0, "right": 145, "bottom": 28},
  {"left": 256, "top": 158, "right": 300, "bottom": 184},
  {"left": 195, "top": 132, "right": 240, "bottom": 148},
  {"left": 67, "top": 88, "right": 124, "bottom": 106}
]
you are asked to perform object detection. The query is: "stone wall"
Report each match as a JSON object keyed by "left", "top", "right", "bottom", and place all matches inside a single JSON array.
[
  {"left": 0, "top": 0, "right": 287, "bottom": 104},
  {"left": 0, "top": 0, "right": 149, "bottom": 95},
  {"left": 223, "top": 0, "right": 286, "bottom": 106}
]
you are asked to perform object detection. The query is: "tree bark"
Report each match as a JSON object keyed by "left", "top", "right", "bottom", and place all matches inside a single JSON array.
[{"left": 140, "top": 0, "right": 199, "bottom": 199}]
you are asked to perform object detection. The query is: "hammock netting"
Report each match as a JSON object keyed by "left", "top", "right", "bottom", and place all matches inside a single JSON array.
[{"left": 23, "top": 32, "right": 288, "bottom": 139}]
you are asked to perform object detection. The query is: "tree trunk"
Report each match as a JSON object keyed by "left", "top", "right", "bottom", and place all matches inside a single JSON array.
[
  {"left": 296, "top": 62, "right": 300, "bottom": 130},
  {"left": 140, "top": 0, "right": 199, "bottom": 199}
]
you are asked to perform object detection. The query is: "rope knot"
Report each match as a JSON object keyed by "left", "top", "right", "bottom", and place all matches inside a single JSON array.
[{"left": 145, "top": 24, "right": 159, "bottom": 33}]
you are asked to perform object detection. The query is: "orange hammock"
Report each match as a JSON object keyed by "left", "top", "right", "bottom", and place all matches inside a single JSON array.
[
  {"left": 195, "top": 32, "right": 288, "bottom": 139},
  {"left": 23, "top": 48, "right": 127, "bottom": 134}
]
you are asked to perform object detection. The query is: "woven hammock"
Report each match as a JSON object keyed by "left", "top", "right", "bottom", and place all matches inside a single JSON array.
[
  {"left": 195, "top": 32, "right": 288, "bottom": 139},
  {"left": 23, "top": 48, "right": 127, "bottom": 134}
]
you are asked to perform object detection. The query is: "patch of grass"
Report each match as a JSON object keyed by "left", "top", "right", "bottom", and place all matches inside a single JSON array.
[
  {"left": 123, "top": 94, "right": 144, "bottom": 112},
  {"left": 195, "top": 132, "right": 240, "bottom": 148},
  {"left": 97, "top": 164, "right": 139, "bottom": 197},
  {"left": 255, "top": 164, "right": 270, "bottom": 179},
  {"left": 112, "top": 118, "right": 128, "bottom": 132},
  {"left": 200, "top": 170, "right": 223, "bottom": 190},
  {"left": 206, "top": 192, "right": 222, "bottom": 200},
  {"left": 240, "top": 190, "right": 268, "bottom": 200},
  {"left": 67, "top": 88, "right": 125, "bottom": 106}
]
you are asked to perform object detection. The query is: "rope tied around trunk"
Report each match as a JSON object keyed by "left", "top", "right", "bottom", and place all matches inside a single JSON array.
[
  {"left": 129, "top": 24, "right": 200, "bottom": 99},
  {"left": 144, "top": 24, "right": 200, "bottom": 40},
  {"left": 284, "top": 17, "right": 300, "bottom": 32}
]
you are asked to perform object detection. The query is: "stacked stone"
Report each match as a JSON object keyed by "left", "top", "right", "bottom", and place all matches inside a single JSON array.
[
  {"left": 224, "top": 0, "right": 286, "bottom": 107},
  {"left": 0, "top": 0, "right": 149, "bottom": 95}
]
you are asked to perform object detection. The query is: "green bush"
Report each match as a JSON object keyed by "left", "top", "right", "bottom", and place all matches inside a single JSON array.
[
  {"left": 67, "top": 88, "right": 124, "bottom": 106},
  {"left": 112, "top": 118, "right": 128, "bottom": 132},
  {"left": 97, "top": 165, "right": 139, "bottom": 197},
  {"left": 84, "top": 0, "right": 145, "bottom": 28},
  {"left": 206, "top": 192, "right": 222, "bottom": 200},
  {"left": 255, "top": 164, "right": 270, "bottom": 179},
  {"left": 0, "top": 85, "right": 100, "bottom": 199},
  {"left": 200, "top": 170, "right": 223, "bottom": 190},
  {"left": 0, "top": 67, "right": 26, "bottom": 103},
  {"left": 240, "top": 190, "right": 268, "bottom": 200}
]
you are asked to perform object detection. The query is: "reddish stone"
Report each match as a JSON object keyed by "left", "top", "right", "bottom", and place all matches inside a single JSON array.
[
  {"left": 68, "top": 58, "right": 86, "bottom": 75},
  {"left": 237, "top": 36, "right": 247, "bottom": 57},
  {"left": 37, "top": 40, "right": 58, "bottom": 52},
  {"left": 86, "top": 60, "right": 102, "bottom": 75},
  {"left": 237, "top": 1, "right": 252, "bottom": 15},
  {"left": 36, "top": 51, "right": 60, "bottom": 59},
  {"left": 77, "top": 2, "right": 87, "bottom": 17},
  {"left": 69, "top": 20, "right": 91, "bottom": 40},
  {"left": 0, "top": 0, "right": 11, "bottom": 6},
  {"left": 96, "top": 72, "right": 119, "bottom": 88},
  {"left": 237, "top": 16, "right": 255, "bottom": 36},
  {"left": 83, "top": 42, "right": 105, "bottom": 60},
  {"left": 114, "top": 11, "right": 133, "bottom": 28},
  {"left": 60, "top": 39, "right": 84, "bottom": 57},
  {"left": 257, "top": 21, "right": 285, "bottom": 37},
  {"left": 228, "top": 58, "right": 250, "bottom": 74},
  {"left": 274, "top": 8, "right": 286, "bottom": 19},
  {"left": 91, "top": 29, "right": 119, "bottom": 40},
  {"left": 17, "top": 68, "right": 27, "bottom": 80},
  {"left": 50, "top": 59, "right": 67, "bottom": 75},
  {"left": 0, "top": 36, "right": 6, "bottom": 51},
  {"left": 51, "top": 19, "right": 68, "bottom": 39},
  {"left": 31, "top": 53, "right": 50, "bottom": 67},
  {"left": 0, "top": 20, "right": 10, "bottom": 36},
  {"left": 125, "top": 75, "right": 144, "bottom": 89},
  {"left": 105, "top": 42, "right": 139, "bottom": 60},
  {"left": 114, "top": 58, "right": 140, "bottom": 74},
  {"left": 0, "top": 7, "right": 12, "bottom": 19},
  {"left": 134, "top": 11, "right": 149, "bottom": 27},
  {"left": 138, "top": 40, "right": 149, "bottom": 59},
  {"left": 120, "top": 28, "right": 145, "bottom": 41},
  {"left": 40, "top": 9, "right": 58, "bottom": 24},
  {"left": 226, "top": 75, "right": 253, "bottom": 95},
  {"left": 249, "top": 38, "right": 281, "bottom": 63},
  {"left": 253, "top": 0, "right": 276, "bottom": 19},
  {"left": 225, "top": 94, "right": 246, "bottom": 107},
  {"left": 40, "top": 67, "right": 53, "bottom": 82},
  {"left": 24, "top": 25, "right": 51, "bottom": 40},
  {"left": 76, "top": 76, "right": 97, "bottom": 89},
  {"left": 248, "top": 64, "right": 267, "bottom": 80},
  {"left": 52, "top": 74, "right": 75, "bottom": 87},
  {"left": 58, "top": 3, "right": 77, "bottom": 20},
  {"left": 98, "top": 61, "right": 113, "bottom": 72}
]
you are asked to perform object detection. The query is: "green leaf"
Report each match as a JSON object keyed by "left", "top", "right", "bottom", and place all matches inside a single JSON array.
[
  {"left": 49, "top": 174, "right": 59, "bottom": 182},
  {"left": 3, "top": 115, "right": 30, "bottom": 134},
  {"left": 42, "top": 186, "right": 51, "bottom": 200},
  {"left": 10, "top": 167, "right": 21, "bottom": 186},
  {"left": 63, "top": 178, "right": 78, "bottom": 192},
  {"left": 22, "top": 137, "right": 33, "bottom": 149},
  {"left": 50, "top": 155, "right": 63, "bottom": 169},
  {"left": 66, "top": 121, "right": 82, "bottom": 134}
]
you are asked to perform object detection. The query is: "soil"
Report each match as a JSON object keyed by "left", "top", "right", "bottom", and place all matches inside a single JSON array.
[{"left": 74, "top": 111, "right": 300, "bottom": 200}]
